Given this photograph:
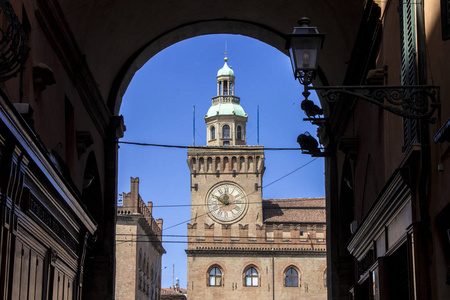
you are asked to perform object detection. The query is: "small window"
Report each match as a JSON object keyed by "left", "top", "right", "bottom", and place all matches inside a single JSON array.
[
  {"left": 223, "top": 125, "right": 230, "bottom": 139},
  {"left": 323, "top": 268, "right": 327, "bottom": 287},
  {"left": 245, "top": 267, "right": 259, "bottom": 287},
  {"left": 285, "top": 267, "right": 299, "bottom": 287},
  {"left": 209, "top": 267, "right": 222, "bottom": 286},
  {"left": 237, "top": 125, "right": 242, "bottom": 140},
  {"left": 210, "top": 126, "right": 216, "bottom": 140},
  {"left": 223, "top": 141, "right": 230, "bottom": 146}
]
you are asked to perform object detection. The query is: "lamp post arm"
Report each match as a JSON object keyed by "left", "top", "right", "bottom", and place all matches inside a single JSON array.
[{"left": 309, "top": 85, "right": 440, "bottom": 121}]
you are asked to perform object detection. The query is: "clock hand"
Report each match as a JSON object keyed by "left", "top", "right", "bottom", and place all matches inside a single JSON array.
[{"left": 212, "top": 195, "right": 226, "bottom": 204}]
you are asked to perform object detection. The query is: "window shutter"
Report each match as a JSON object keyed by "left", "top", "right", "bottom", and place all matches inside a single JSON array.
[{"left": 400, "top": 0, "right": 420, "bottom": 151}]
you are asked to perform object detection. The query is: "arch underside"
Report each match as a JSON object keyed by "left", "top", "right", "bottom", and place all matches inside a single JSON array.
[{"left": 57, "top": 0, "right": 363, "bottom": 114}]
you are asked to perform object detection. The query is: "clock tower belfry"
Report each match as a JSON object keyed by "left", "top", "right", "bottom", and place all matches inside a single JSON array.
[{"left": 205, "top": 57, "right": 248, "bottom": 146}]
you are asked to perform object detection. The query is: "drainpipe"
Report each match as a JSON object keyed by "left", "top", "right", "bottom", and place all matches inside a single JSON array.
[{"left": 272, "top": 255, "right": 275, "bottom": 300}]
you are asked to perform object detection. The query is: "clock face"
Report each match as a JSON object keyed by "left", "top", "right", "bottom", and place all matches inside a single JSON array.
[{"left": 207, "top": 183, "right": 247, "bottom": 223}]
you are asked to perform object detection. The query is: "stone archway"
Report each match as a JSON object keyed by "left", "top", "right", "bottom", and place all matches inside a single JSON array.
[{"left": 55, "top": 1, "right": 364, "bottom": 115}]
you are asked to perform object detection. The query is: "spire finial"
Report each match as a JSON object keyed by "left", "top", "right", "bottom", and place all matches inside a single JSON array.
[{"left": 224, "top": 41, "right": 228, "bottom": 61}]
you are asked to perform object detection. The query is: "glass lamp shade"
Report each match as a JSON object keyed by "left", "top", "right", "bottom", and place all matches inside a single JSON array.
[{"left": 286, "top": 26, "right": 325, "bottom": 79}]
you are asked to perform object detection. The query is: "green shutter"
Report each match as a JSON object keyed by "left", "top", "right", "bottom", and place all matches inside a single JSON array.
[{"left": 400, "top": 0, "right": 419, "bottom": 151}]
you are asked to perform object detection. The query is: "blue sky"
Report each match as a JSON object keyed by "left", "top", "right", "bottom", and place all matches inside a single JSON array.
[{"left": 117, "top": 34, "right": 325, "bottom": 289}]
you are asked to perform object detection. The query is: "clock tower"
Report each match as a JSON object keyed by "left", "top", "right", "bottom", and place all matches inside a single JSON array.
[
  {"left": 186, "top": 58, "right": 327, "bottom": 300},
  {"left": 186, "top": 57, "right": 265, "bottom": 296},
  {"left": 187, "top": 56, "right": 265, "bottom": 234}
]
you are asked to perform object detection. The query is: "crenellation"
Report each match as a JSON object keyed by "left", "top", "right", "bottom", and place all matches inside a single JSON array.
[
  {"left": 116, "top": 178, "right": 165, "bottom": 299},
  {"left": 274, "top": 224, "right": 283, "bottom": 243},
  {"left": 187, "top": 221, "right": 327, "bottom": 251},
  {"left": 205, "top": 223, "right": 214, "bottom": 243},
  {"left": 222, "top": 224, "right": 231, "bottom": 242},
  {"left": 239, "top": 224, "right": 248, "bottom": 239}
]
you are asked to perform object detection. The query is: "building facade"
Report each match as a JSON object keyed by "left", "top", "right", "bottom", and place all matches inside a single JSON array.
[
  {"left": 319, "top": 1, "right": 450, "bottom": 300},
  {"left": 186, "top": 59, "right": 327, "bottom": 299},
  {"left": 116, "top": 177, "right": 165, "bottom": 300}
]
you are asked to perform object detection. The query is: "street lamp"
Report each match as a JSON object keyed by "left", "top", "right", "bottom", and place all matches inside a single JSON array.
[
  {"left": 287, "top": 18, "right": 440, "bottom": 157},
  {"left": 286, "top": 18, "right": 440, "bottom": 123},
  {"left": 286, "top": 17, "right": 325, "bottom": 86}
]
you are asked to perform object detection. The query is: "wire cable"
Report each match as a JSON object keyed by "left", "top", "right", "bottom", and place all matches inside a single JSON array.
[
  {"left": 118, "top": 140, "right": 300, "bottom": 151},
  {"left": 118, "top": 197, "right": 325, "bottom": 209}
]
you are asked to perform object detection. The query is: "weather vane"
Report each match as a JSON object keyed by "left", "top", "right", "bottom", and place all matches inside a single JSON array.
[{"left": 224, "top": 41, "right": 228, "bottom": 60}]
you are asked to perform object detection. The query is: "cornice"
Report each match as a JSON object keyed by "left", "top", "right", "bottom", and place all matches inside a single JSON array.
[
  {"left": 187, "top": 146, "right": 265, "bottom": 156},
  {"left": 186, "top": 248, "right": 326, "bottom": 257},
  {"left": 347, "top": 169, "right": 411, "bottom": 260},
  {"left": 0, "top": 90, "right": 97, "bottom": 234}
]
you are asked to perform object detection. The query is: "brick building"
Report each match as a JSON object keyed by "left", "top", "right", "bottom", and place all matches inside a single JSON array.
[
  {"left": 186, "top": 58, "right": 327, "bottom": 299},
  {"left": 116, "top": 177, "right": 166, "bottom": 300}
]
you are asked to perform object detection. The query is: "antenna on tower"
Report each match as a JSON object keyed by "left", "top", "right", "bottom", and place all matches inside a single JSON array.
[
  {"left": 225, "top": 41, "right": 227, "bottom": 57},
  {"left": 257, "top": 105, "right": 260, "bottom": 145},
  {"left": 193, "top": 106, "right": 195, "bottom": 146}
]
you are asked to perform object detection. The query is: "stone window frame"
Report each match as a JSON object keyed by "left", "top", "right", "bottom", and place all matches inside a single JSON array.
[
  {"left": 243, "top": 265, "right": 260, "bottom": 287},
  {"left": 222, "top": 124, "right": 231, "bottom": 139},
  {"left": 207, "top": 265, "right": 224, "bottom": 287},
  {"left": 236, "top": 125, "right": 242, "bottom": 140},
  {"left": 210, "top": 126, "right": 216, "bottom": 140},
  {"left": 284, "top": 266, "right": 301, "bottom": 287}
]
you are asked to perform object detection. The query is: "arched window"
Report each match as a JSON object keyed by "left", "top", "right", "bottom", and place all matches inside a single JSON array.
[
  {"left": 236, "top": 125, "right": 242, "bottom": 140},
  {"left": 208, "top": 267, "right": 222, "bottom": 286},
  {"left": 285, "top": 267, "right": 299, "bottom": 287},
  {"left": 223, "top": 125, "right": 230, "bottom": 139},
  {"left": 245, "top": 267, "right": 259, "bottom": 287},
  {"left": 210, "top": 126, "right": 216, "bottom": 140}
]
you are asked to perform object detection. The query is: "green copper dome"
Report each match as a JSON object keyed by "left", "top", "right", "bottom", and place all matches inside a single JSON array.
[
  {"left": 217, "top": 59, "right": 234, "bottom": 76},
  {"left": 206, "top": 102, "right": 247, "bottom": 118}
]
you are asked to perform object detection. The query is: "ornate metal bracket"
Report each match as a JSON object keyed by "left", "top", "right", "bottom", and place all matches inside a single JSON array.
[
  {"left": 0, "top": 0, "right": 30, "bottom": 82},
  {"left": 297, "top": 70, "right": 315, "bottom": 86},
  {"left": 309, "top": 85, "right": 440, "bottom": 122}
]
